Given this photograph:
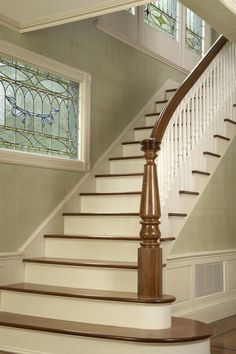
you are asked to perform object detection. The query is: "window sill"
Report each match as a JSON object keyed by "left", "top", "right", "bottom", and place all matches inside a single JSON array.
[{"left": 0, "top": 149, "right": 90, "bottom": 172}]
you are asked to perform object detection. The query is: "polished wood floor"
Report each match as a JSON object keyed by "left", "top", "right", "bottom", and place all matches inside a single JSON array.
[{"left": 211, "top": 315, "right": 236, "bottom": 353}]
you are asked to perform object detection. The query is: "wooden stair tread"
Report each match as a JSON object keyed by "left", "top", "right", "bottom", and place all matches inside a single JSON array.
[
  {"left": 23, "top": 257, "right": 138, "bottom": 269},
  {"left": 203, "top": 151, "right": 221, "bottom": 158},
  {"left": 95, "top": 173, "right": 143, "bottom": 178},
  {"left": 179, "top": 190, "right": 199, "bottom": 196},
  {"left": 44, "top": 235, "right": 176, "bottom": 242},
  {"left": 192, "top": 170, "right": 211, "bottom": 176},
  {"left": 79, "top": 192, "right": 141, "bottom": 196},
  {"left": 224, "top": 118, "right": 236, "bottom": 125},
  {"left": 145, "top": 112, "right": 160, "bottom": 117},
  {"left": 166, "top": 88, "right": 177, "bottom": 92},
  {"left": 0, "top": 283, "right": 175, "bottom": 304},
  {"left": 168, "top": 213, "right": 187, "bottom": 217},
  {"left": 134, "top": 126, "right": 154, "bottom": 130},
  {"left": 213, "top": 134, "right": 230, "bottom": 141},
  {"left": 0, "top": 312, "right": 213, "bottom": 343},
  {"left": 109, "top": 155, "right": 144, "bottom": 160},
  {"left": 156, "top": 100, "right": 168, "bottom": 104},
  {"left": 63, "top": 212, "right": 139, "bottom": 216},
  {"left": 122, "top": 141, "right": 140, "bottom": 145}
]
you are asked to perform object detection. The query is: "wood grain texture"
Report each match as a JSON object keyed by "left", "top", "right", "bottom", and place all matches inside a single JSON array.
[
  {"left": 44, "top": 235, "right": 175, "bottom": 242},
  {"left": 95, "top": 173, "right": 143, "bottom": 178},
  {"left": 23, "top": 257, "right": 138, "bottom": 269},
  {"left": 213, "top": 134, "right": 230, "bottom": 141},
  {"left": 151, "top": 36, "right": 228, "bottom": 140},
  {"left": 192, "top": 170, "right": 211, "bottom": 176},
  {"left": 0, "top": 312, "right": 213, "bottom": 343},
  {"left": 0, "top": 283, "right": 175, "bottom": 304},
  {"left": 179, "top": 190, "right": 199, "bottom": 195},
  {"left": 203, "top": 151, "right": 221, "bottom": 158},
  {"left": 224, "top": 118, "right": 236, "bottom": 125},
  {"left": 138, "top": 138, "right": 163, "bottom": 299}
]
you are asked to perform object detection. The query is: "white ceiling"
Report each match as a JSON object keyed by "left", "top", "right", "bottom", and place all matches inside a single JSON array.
[
  {"left": 0, "top": 0, "right": 235, "bottom": 42},
  {"left": 180, "top": 0, "right": 236, "bottom": 42},
  {"left": 0, "top": 0, "right": 149, "bottom": 33}
]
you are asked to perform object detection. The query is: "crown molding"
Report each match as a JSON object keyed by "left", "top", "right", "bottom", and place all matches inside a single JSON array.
[{"left": 0, "top": 0, "right": 151, "bottom": 33}]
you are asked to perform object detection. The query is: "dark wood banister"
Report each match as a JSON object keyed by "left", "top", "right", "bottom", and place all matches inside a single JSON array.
[{"left": 138, "top": 35, "right": 228, "bottom": 300}]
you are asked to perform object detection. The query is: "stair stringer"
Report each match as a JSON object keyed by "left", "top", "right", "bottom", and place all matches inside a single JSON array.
[
  {"left": 159, "top": 97, "right": 236, "bottom": 260},
  {"left": 19, "top": 79, "right": 179, "bottom": 259}
]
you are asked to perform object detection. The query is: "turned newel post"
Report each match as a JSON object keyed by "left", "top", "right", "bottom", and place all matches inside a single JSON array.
[{"left": 138, "top": 138, "right": 162, "bottom": 299}]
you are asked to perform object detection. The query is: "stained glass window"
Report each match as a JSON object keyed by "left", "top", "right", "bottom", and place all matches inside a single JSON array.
[
  {"left": 144, "top": 0, "right": 177, "bottom": 39},
  {"left": 0, "top": 55, "right": 80, "bottom": 160},
  {"left": 127, "top": 7, "right": 135, "bottom": 15},
  {"left": 186, "top": 8, "right": 203, "bottom": 54}
]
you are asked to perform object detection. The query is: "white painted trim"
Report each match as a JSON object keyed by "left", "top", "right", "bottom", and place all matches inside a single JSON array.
[
  {"left": 96, "top": 20, "right": 189, "bottom": 75},
  {"left": 0, "top": 0, "right": 157, "bottom": 33},
  {"left": 165, "top": 249, "right": 236, "bottom": 323},
  {"left": 19, "top": 80, "right": 179, "bottom": 252},
  {"left": 168, "top": 249, "right": 236, "bottom": 262},
  {"left": 0, "top": 38, "right": 91, "bottom": 171},
  {"left": 0, "top": 252, "right": 23, "bottom": 260}
]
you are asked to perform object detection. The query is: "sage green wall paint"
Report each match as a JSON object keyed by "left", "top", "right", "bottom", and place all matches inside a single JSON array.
[
  {"left": 171, "top": 136, "right": 236, "bottom": 255},
  {"left": 0, "top": 19, "right": 185, "bottom": 251}
]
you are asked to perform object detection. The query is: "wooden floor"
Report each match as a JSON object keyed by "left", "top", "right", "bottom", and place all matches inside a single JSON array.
[{"left": 211, "top": 315, "right": 236, "bottom": 353}]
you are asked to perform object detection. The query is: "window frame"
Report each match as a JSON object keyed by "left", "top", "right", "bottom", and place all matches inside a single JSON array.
[
  {"left": 0, "top": 38, "right": 91, "bottom": 172},
  {"left": 185, "top": 8, "right": 205, "bottom": 55}
]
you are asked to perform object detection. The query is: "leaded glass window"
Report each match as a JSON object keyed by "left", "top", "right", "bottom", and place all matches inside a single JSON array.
[
  {"left": 144, "top": 0, "right": 177, "bottom": 39},
  {"left": 186, "top": 8, "right": 203, "bottom": 54},
  {"left": 0, "top": 55, "right": 80, "bottom": 160},
  {"left": 127, "top": 7, "right": 136, "bottom": 15}
]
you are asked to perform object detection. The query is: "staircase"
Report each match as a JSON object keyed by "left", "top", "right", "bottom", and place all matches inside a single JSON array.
[{"left": 0, "top": 36, "right": 235, "bottom": 354}]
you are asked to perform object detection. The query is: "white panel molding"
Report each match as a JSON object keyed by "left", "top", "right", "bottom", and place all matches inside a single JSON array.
[
  {"left": 165, "top": 250, "right": 236, "bottom": 323},
  {"left": 0, "top": 38, "right": 91, "bottom": 172},
  {"left": 96, "top": 20, "right": 189, "bottom": 75},
  {"left": 0, "top": 252, "right": 24, "bottom": 285},
  {"left": 19, "top": 80, "right": 179, "bottom": 254}
]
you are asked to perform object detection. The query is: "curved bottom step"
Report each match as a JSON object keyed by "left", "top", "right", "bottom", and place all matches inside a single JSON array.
[{"left": 0, "top": 312, "right": 213, "bottom": 354}]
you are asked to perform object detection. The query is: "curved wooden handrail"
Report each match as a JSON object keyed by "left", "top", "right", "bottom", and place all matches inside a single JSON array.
[
  {"left": 151, "top": 35, "right": 228, "bottom": 141},
  {"left": 138, "top": 35, "right": 229, "bottom": 300}
]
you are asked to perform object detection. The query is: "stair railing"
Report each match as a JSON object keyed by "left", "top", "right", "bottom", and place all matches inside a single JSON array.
[{"left": 138, "top": 35, "right": 236, "bottom": 299}]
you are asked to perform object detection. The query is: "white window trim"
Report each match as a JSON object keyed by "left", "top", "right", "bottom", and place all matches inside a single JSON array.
[{"left": 0, "top": 38, "right": 91, "bottom": 172}]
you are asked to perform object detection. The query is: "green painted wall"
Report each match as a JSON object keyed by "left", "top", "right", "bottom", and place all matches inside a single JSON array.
[
  {"left": 0, "top": 19, "right": 185, "bottom": 251},
  {"left": 171, "top": 136, "right": 236, "bottom": 255}
]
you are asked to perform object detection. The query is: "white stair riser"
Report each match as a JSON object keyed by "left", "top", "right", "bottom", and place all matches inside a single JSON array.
[
  {"left": 0, "top": 327, "right": 212, "bottom": 354},
  {"left": 215, "top": 139, "right": 230, "bottom": 155},
  {"left": 166, "top": 91, "right": 176, "bottom": 100},
  {"left": 45, "top": 239, "right": 138, "bottom": 262},
  {"left": 110, "top": 158, "right": 145, "bottom": 174},
  {"left": 25, "top": 263, "right": 137, "bottom": 292},
  {"left": 134, "top": 129, "right": 152, "bottom": 141},
  {"left": 123, "top": 144, "right": 142, "bottom": 157},
  {"left": 192, "top": 174, "right": 209, "bottom": 194},
  {"left": 145, "top": 116, "right": 158, "bottom": 126},
  {"left": 1, "top": 291, "right": 171, "bottom": 329},
  {"left": 204, "top": 155, "right": 221, "bottom": 173},
  {"left": 168, "top": 217, "right": 186, "bottom": 237},
  {"left": 179, "top": 194, "right": 200, "bottom": 214},
  {"left": 80, "top": 194, "right": 140, "bottom": 212},
  {"left": 64, "top": 215, "right": 140, "bottom": 236},
  {"left": 156, "top": 102, "right": 167, "bottom": 111},
  {"left": 96, "top": 176, "right": 143, "bottom": 193},
  {"left": 225, "top": 121, "right": 236, "bottom": 139}
]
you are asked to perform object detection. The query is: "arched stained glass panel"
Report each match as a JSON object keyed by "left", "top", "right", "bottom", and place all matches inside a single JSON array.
[
  {"left": 144, "top": 0, "right": 178, "bottom": 39},
  {"left": 0, "top": 55, "right": 80, "bottom": 159}
]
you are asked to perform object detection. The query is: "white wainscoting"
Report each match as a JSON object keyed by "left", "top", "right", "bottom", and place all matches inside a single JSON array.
[{"left": 165, "top": 249, "right": 236, "bottom": 323}]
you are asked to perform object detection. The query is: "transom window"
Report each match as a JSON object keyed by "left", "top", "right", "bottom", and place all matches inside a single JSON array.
[
  {"left": 0, "top": 55, "right": 80, "bottom": 160},
  {"left": 186, "top": 8, "right": 204, "bottom": 54},
  {"left": 144, "top": 0, "right": 178, "bottom": 39}
]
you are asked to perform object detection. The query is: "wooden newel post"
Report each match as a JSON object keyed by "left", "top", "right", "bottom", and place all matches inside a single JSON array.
[{"left": 138, "top": 138, "right": 162, "bottom": 299}]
